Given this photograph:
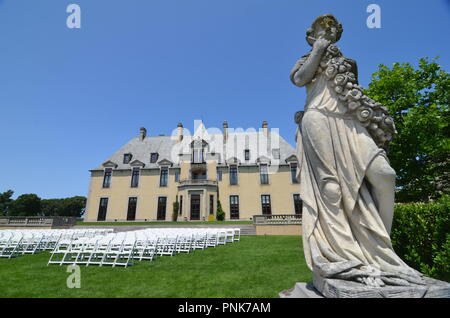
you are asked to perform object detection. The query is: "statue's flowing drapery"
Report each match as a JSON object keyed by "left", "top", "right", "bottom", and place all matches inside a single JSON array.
[{"left": 291, "top": 57, "right": 424, "bottom": 286}]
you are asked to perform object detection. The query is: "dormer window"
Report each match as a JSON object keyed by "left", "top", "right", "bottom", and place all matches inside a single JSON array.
[
  {"left": 150, "top": 153, "right": 159, "bottom": 163},
  {"left": 192, "top": 140, "right": 205, "bottom": 164},
  {"left": 272, "top": 148, "right": 280, "bottom": 160},
  {"left": 244, "top": 149, "right": 250, "bottom": 161},
  {"left": 123, "top": 153, "right": 132, "bottom": 164}
]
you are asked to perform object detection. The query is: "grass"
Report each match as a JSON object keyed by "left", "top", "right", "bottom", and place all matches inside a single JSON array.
[
  {"left": 76, "top": 221, "right": 253, "bottom": 226},
  {"left": 0, "top": 236, "right": 311, "bottom": 298}
]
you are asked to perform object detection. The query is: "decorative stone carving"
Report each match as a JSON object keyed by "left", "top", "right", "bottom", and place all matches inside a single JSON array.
[{"left": 284, "top": 13, "right": 450, "bottom": 298}]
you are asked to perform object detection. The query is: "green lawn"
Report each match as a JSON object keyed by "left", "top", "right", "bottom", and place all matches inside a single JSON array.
[
  {"left": 0, "top": 236, "right": 310, "bottom": 298},
  {"left": 76, "top": 221, "right": 253, "bottom": 226}
]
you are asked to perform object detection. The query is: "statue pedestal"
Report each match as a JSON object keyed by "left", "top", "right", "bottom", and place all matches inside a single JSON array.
[
  {"left": 279, "top": 282, "right": 324, "bottom": 298},
  {"left": 280, "top": 274, "right": 450, "bottom": 298}
]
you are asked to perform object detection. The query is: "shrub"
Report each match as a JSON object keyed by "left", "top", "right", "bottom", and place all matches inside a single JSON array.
[
  {"left": 391, "top": 195, "right": 450, "bottom": 282},
  {"left": 172, "top": 201, "right": 179, "bottom": 222},
  {"left": 216, "top": 200, "right": 225, "bottom": 221}
]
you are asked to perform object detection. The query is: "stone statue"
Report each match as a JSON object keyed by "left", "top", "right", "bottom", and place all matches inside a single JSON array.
[{"left": 283, "top": 14, "right": 450, "bottom": 298}]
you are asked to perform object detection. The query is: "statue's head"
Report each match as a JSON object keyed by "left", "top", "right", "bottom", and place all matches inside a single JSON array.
[{"left": 306, "top": 14, "right": 343, "bottom": 46}]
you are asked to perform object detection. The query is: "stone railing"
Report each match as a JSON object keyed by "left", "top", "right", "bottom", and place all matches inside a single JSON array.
[
  {"left": 178, "top": 179, "right": 218, "bottom": 187},
  {"left": 0, "top": 216, "right": 77, "bottom": 228},
  {"left": 253, "top": 214, "right": 302, "bottom": 225}
]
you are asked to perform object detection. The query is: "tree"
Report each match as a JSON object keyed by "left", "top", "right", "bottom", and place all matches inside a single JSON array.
[
  {"left": 172, "top": 200, "right": 179, "bottom": 222},
  {"left": 0, "top": 190, "right": 14, "bottom": 216},
  {"left": 366, "top": 57, "right": 450, "bottom": 202},
  {"left": 216, "top": 200, "right": 225, "bottom": 221},
  {"left": 41, "top": 196, "right": 86, "bottom": 217},
  {"left": 8, "top": 194, "right": 42, "bottom": 216}
]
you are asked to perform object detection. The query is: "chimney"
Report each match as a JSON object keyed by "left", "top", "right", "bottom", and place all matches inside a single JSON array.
[
  {"left": 139, "top": 127, "right": 147, "bottom": 141},
  {"left": 262, "top": 120, "right": 268, "bottom": 137},
  {"left": 223, "top": 120, "right": 228, "bottom": 143},
  {"left": 177, "top": 123, "right": 183, "bottom": 142}
]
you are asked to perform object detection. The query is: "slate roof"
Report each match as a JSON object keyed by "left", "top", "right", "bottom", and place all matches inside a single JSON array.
[{"left": 91, "top": 130, "right": 296, "bottom": 171}]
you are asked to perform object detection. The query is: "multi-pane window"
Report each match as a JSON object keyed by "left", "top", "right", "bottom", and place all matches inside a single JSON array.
[
  {"left": 131, "top": 167, "right": 140, "bottom": 188},
  {"left": 160, "top": 167, "right": 168, "bottom": 187},
  {"left": 230, "top": 195, "right": 239, "bottom": 219},
  {"left": 290, "top": 163, "right": 299, "bottom": 184},
  {"left": 102, "top": 168, "right": 112, "bottom": 188},
  {"left": 192, "top": 148, "right": 204, "bottom": 163},
  {"left": 260, "top": 164, "right": 269, "bottom": 184},
  {"left": 127, "top": 197, "right": 137, "bottom": 221},
  {"left": 229, "top": 165, "right": 238, "bottom": 185},
  {"left": 175, "top": 170, "right": 180, "bottom": 182},
  {"left": 150, "top": 153, "right": 159, "bottom": 163},
  {"left": 244, "top": 149, "right": 250, "bottom": 161},
  {"left": 123, "top": 153, "right": 132, "bottom": 164},
  {"left": 209, "top": 195, "right": 214, "bottom": 215},
  {"left": 179, "top": 195, "right": 183, "bottom": 216},
  {"left": 157, "top": 197, "right": 167, "bottom": 220},
  {"left": 261, "top": 195, "right": 272, "bottom": 215},
  {"left": 272, "top": 148, "right": 280, "bottom": 159},
  {"left": 97, "top": 198, "right": 108, "bottom": 221},
  {"left": 217, "top": 170, "right": 222, "bottom": 181},
  {"left": 293, "top": 194, "right": 303, "bottom": 215}
]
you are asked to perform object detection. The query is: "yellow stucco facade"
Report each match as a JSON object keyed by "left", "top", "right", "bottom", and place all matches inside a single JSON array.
[{"left": 85, "top": 122, "right": 302, "bottom": 222}]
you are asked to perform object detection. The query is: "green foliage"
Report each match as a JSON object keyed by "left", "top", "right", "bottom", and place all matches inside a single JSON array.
[
  {"left": 391, "top": 195, "right": 450, "bottom": 282},
  {"left": 8, "top": 194, "right": 42, "bottom": 216},
  {"left": 216, "top": 199, "right": 225, "bottom": 221},
  {"left": 41, "top": 196, "right": 86, "bottom": 217},
  {"left": 172, "top": 200, "right": 179, "bottom": 222},
  {"left": 0, "top": 190, "right": 14, "bottom": 216},
  {"left": 365, "top": 57, "right": 450, "bottom": 202}
]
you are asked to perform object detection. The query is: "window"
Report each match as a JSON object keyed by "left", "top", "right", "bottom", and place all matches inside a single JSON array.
[
  {"left": 157, "top": 197, "right": 167, "bottom": 220},
  {"left": 131, "top": 167, "right": 140, "bottom": 188},
  {"left": 261, "top": 195, "right": 272, "bottom": 215},
  {"left": 127, "top": 197, "right": 137, "bottom": 221},
  {"left": 160, "top": 167, "right": 168, "bottom": 187},
  {"left": 192, "top": 148, "right": 204, "bottom": 163},
  {"left": 97, "top": 198, "right": 108, "bottom": 221},
  {"left": 290, "top": 163, "right": 299, "bottom": 184},
  {"left": 230, "top": 195, "right": 240, "bottom": 219},
  {"left": 272, "top": 148, "right": 280, "bottom": 159},
  {"left": 293, "top": 194, "right": 303, "bottom": 215},
  {"left": 192, "top": 140, "right": 205, "bottom": 163},
  {"left": 217, "top": 170, "right": 222, "bottom": 181},
  {"left": 260, "top": 164, "right": 269, "bottom": 184},
  {"left": 175, "top": 170, "right": 180, "bottom": 182},
  {"left": 244, "top": 149, "right": 250, "bottom": 161},
  {"left": 179, "top": 195, "right": 183, "bottom": 216},
  {"left": 123, "top": 153, "right": 132, "bottom": 164},
  {"left": 102, "top": 168, "right": 112, "bottom": 188},
  {"left": 229, "top": 165, "right": 238, "bottom": 185},
  {"left": 150, "top": 153, "right": 159, "bottom": 163},
  {"left": 209, "top": 195, "right": 214, "bottom": 215}
]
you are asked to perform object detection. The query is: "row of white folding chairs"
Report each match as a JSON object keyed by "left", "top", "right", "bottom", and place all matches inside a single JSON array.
[
  {"left": 47, "top": 228, "right": 240, "bottom": 267},
  {"left": 0, "top": 229, "right": 113, "bottom": 258}
]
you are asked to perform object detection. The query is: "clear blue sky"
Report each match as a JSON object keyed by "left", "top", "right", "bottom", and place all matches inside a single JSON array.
[{"left": 1, "top": 0, "right": 449, "bottom": 199}]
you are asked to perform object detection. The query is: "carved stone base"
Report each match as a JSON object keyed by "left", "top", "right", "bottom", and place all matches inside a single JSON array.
[
  {"left": 279, "top": 282, "right": 324, "bottom": 298},
  {"left": 280, "top": 273, "right": 450, "bottom": 298}
]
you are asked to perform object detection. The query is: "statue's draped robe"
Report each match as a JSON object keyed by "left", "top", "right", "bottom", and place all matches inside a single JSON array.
[{"left": 291, "top": 55, "right": 423, "bottom": 284}]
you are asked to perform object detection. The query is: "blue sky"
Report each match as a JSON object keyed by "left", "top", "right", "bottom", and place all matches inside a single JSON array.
[{"left": 1, "top": 0, "right": 449, "bottom": 199}]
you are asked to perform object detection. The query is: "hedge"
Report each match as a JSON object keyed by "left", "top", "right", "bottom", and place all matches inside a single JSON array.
[{"left": 391, "top": 195, "right": 449, "bottom": 282}]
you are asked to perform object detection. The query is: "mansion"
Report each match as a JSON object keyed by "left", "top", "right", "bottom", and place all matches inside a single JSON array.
[{"left": 84, "top": 121, "right": 302, "bottom": 222}]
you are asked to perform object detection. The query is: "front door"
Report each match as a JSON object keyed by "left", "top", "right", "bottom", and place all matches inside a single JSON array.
[{"left": 190, "top": 194, "right": 201, "bottom": 220}]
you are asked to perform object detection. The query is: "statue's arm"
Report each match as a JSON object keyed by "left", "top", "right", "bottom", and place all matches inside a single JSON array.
[{"left": 290, "top": 51, "right": 322, "bottom": 87}]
